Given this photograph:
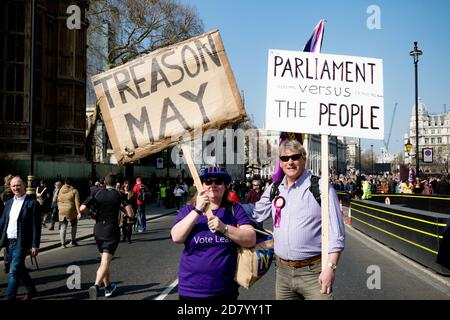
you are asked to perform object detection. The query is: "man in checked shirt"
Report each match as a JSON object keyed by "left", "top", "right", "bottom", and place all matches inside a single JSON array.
[{"left": 251, "top": 139, "right": 345, "bottom": 300}]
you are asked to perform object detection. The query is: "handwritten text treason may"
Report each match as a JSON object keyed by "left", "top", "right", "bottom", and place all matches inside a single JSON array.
[{"left": 92, "top": 30, "right": 245, "bottom": 164}]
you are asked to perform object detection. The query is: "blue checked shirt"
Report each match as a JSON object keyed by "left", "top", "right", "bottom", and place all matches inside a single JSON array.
[{"left": 252, "top": 170, "right": 345, "bottom": 260}]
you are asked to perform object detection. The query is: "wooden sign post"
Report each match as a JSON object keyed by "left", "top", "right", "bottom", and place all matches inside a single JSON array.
[
  {"left": 320, "top": 134, "right": 329, "bottom": 269},
  {"left": 181, "top": 143, "right": 214, "bottom": 219}
]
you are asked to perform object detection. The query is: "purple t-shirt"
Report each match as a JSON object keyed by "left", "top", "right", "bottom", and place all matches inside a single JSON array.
[{"left": 175, "top": 203, "right": 253, "bottom": 298}]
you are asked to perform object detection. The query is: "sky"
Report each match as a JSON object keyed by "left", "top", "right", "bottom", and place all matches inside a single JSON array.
[{"left": 182, "top": 0, "right": 450, "bottom": 156}]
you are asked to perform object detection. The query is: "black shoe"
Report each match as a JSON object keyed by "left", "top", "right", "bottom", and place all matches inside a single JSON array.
[{"left": 21, "top": 290, "right": 37, "bottom": 300}]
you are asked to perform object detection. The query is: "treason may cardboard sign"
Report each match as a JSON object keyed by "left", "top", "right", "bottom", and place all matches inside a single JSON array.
[{"left": 92, "top": 29, "right": 246, "bottom": 164}]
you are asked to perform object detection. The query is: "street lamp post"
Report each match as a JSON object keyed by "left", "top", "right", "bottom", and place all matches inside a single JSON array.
[
  {"left": 410, "top": 41, "right": 422, "bottom": 176},
  {"left": 371, "top": 144, "right": 374, "bottom": 174},
  {"left": 335, "top": 136, "right": 339, "bottom": 175},
  {"left": 358, "top": 138, "right": 361, "bottom": 176},
  {"left": 27, "top": 0, "right": 37, "bottom": 195}
]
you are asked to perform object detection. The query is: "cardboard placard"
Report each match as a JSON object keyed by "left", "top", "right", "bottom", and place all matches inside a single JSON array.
[{"left": 92, "top": 29, "right": 246, "bottom": 164}]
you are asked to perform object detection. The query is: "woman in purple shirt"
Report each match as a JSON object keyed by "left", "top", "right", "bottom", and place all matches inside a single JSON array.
[{"left": 171, "top": 166, "right": 256, "bottom": 300}]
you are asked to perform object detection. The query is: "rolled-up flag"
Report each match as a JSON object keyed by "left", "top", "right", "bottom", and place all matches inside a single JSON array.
[{"left": 303, "top": 19, "right": 325, "bottom": 53}]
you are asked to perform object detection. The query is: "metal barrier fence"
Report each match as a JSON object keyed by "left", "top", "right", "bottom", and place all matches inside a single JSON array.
[{"left": 349, "top": 199, "right": 450, "bottom": 276}]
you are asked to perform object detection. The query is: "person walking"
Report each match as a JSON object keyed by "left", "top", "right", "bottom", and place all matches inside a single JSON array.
[
  {"left": 251, "top": 139, "right": 345, "bottom": 300},
  {"left": 36, "top": 179, "right": 51, "bottom": 228},
  {"left": 120, "top": 181, "right": 135, "bottom": 243},
  {"left": 48, "top": 181, "right": 62, "bottom": 231},
  {"left": 0, "top": 176, "right": 41, "bottom": 300},
  {"left": 173, "top": 183, "right": 185, "bottom": 210},
  {"left": 133, "top": 177, "right": 148, "bottom": 232},
  {"left": 171, "top": 166, "right": 256, "bottom": 300},
  {"left": 80, "top": 173, "right": 133, "bottom": 299},
  {"left": 57, "top": 178, "right": 81, "bottom": 248},
  {"left": 0, "top": 174, "right": 14, "bottom": 274}
]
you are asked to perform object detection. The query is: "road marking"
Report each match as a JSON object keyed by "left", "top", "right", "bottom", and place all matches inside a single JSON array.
[{"left": 154, "top": 278, "right": 178, "bottom": 300}]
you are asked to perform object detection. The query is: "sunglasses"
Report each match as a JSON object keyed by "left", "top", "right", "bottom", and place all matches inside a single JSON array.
[
  {"left": 279, "top": 154, "right": 303, "bottom": 162},
  {"left": 203, "top": 178, "right": 225, "bottom": 186}
]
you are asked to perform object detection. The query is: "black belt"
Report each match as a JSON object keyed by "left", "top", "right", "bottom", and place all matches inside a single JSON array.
[{"left": 8, "top": 238, "right": 18, "bottom": 244}]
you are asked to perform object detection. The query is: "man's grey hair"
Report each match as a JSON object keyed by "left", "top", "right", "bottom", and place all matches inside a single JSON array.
[{"left": 279, "top": 139, "right": 307, "bottom": 159}]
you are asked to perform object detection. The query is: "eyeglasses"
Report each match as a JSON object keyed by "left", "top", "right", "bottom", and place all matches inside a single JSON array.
[
  {"left": 279, "top": 154, "right": 303, "bottom": 162},
  {"left": 203, "top": 178, "right": 224, "bottom": 186}
]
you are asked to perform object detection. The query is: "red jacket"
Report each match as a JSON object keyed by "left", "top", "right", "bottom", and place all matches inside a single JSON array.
[{"left": 133, "top": 183, "right": 145, "bottom": 206}]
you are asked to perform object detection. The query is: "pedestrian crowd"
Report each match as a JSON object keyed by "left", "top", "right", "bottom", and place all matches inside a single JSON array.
[{"left": 330, "top": 170, "right": 450, "bottom": 198}]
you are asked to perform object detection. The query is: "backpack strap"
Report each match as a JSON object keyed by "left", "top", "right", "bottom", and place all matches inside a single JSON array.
[
  {"left": 269, "top": 180, "right": 282, "bottom": 202},
  {"left": 269, "top": 175, "right": 321, "bottom": 206},
  {"left": 309, "top": 175, "right": 321, "bottom": 206}
]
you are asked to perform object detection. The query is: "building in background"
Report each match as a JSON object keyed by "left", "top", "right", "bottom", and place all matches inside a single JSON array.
[
  {"left": 0, "top": 0, "right": 88, "bottom": 178},
  {"left": 404, "top": 98, "right": 450, "bottom": 174},
  {"left": 307, "top": 134, "right": 347, "bottom": 176},
  {"left": 346, "top": 139, "right": 361, "bottom": 173},
  {"left": 85, "top": 0, "right": 118, "bottom": 165}
]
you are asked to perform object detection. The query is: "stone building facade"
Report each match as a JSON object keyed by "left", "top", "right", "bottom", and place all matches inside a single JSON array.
[
  {"left": 404, "top": 98, "right": 450, "bottom": 174},
  {"left": 0, "top": 0, "right": 88, "bottom": 177}
]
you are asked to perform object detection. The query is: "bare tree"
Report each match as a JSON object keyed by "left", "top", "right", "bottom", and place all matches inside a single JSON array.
[
  {"left": 88, "top": 0, "right": 203, "bottom": 66},
  {"left": 360, "top": 151, "right": 372, "bottom": 174},
  {"left": 85, "top": 0, "right": 204, "bottom": 162}
]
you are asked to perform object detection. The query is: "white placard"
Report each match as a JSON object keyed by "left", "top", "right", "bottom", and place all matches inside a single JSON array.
[{"left": 266, "top": 50, "right": 384, "bottom": 140}]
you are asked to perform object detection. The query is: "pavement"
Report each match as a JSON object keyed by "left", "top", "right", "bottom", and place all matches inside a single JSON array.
[{"left": 0, "top": 203, "right": 177, "bottom": 261}]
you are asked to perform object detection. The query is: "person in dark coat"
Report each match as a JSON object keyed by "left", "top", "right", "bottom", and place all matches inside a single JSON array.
[
  {"left": 437, "top": 176, "right": 449, "bottom": 195},
  {"left": 245, "top": 179, "right": 264, "bottom": 204},
  {"left": 0, "top": 176, "right": 41, "bottom": 300},
  {"left": 0, "top": 174, "right": 14, "bottom": 274}
]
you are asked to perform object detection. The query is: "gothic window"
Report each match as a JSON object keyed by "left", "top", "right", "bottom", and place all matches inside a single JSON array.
[{"left": 0, "top": 1, "right": 25, "bottom": 122}]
